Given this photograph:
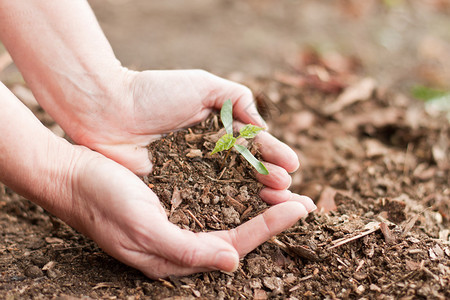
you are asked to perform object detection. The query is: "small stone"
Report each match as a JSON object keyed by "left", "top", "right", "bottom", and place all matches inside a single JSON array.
[
  {"left": 355, "top": 285, "right": 365, "bottom": 295},
  {"left": 46, "top": 269, "right": 58, "bottom": 279},
  {"left": 369, "top": 284, "right": 381, "bottom": 293},
  {"left": 24, "top": 265, "right": 43, "bottom": 278},
  {"left": 222, "top": 207, "right": 240, "bottom": 225},
  {"left": 212, "top": 196, "right": 220, "bottom": 204},
  {"left": 248, "top": 278, "right": 262, "bottom": 289},
  {"left": 253, "top": 289, "right": 267, "bottom": 300},
  {"left": 262, "top": 276, "right": 284, "bottom": 292}
]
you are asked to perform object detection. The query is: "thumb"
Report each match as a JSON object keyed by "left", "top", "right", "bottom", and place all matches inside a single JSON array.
[{"left": 155, "top": 221, "right": 240, "bottom": 272}]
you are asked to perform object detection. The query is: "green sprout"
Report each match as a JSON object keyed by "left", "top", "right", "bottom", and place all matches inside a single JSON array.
[{"left": 211, "top": 99, "right": 269, "bottom": 175}]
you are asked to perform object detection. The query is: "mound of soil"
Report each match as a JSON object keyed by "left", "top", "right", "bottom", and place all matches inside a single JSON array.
[
  {"left": 0, "top": 72, "right": 449, "bottom": 299},
  {"left": 143, "top": 114, "right": 267, "bottom": 232}
]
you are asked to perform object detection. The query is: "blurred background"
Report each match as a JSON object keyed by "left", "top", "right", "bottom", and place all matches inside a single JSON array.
[{"left": 88, "top": 0, "right": 450, "bottom": 95}]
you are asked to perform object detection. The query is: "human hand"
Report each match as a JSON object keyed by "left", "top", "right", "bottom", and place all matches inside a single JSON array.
[
  {"left": 56, "top": 69, "right": 302, "bottom": 204},
  {"left": 67, "top": 146, "right": 315, "bottom": 279}
]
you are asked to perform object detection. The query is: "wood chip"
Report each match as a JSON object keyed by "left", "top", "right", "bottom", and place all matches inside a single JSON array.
[
  {"left": 185, "top": 149, "right": 202, "bottom": 158},
  {"left": 225, "top": 195, "right": 246, "bottom": 214},
  {"left": 45, "top": 237, "right": 64, "bottom": 244},
  {"left": 380, "top": 222, "right": 396, "bottom": 244},
  {"left": 158, "top": 278, "right": 174, "bottom": 289},
  {"left": 328, "top": 222, "right": 380, "bottom": 250},
  {"left": 240, "top": 205, "right": 253, "bottom": 221},
  {"left": 42, "top": 261, "right": 56, "bottom": 271},
  {"left": 185, "top": 133, "right": 203, "bottom": 143},
  {"left": 92, "top": 282, "right": 120, "bottom": 290},
  {"left": 170, "top": 187, "right": 182, "bottom": 215}
]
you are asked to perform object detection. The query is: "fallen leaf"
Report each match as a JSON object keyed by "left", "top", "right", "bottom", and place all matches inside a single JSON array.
[
  {"left": 316, "top": 186, "right": 337, "bottom": 213},
  {"left": 324, "top": 78, "right": 376, "bottom": 115}
]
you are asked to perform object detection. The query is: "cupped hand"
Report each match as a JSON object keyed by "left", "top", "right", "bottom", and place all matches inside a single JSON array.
[
  {"left": 67, "top": 146, "right": 314, "bottom": 279},
  {"left": 59, "top": 69, "right": 303, "bottom": 205},
  {"left": 65, "top": 70, "right": 296, "bottom": 173}
]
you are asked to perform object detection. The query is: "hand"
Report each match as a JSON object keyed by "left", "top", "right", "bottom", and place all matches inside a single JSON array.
[
  {"left": 67, "top": 146, "right": 315, "bottom": 279},
  {"left": 57, "top": 69, "right": 303, "bottom": 204}
]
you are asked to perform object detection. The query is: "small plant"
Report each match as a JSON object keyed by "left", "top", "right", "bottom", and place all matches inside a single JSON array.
[{"left": 211, "top": 99, "right": 269, "bottom": 175}]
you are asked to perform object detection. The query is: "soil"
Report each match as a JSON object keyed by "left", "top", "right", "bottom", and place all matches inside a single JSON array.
[
  {"left": 143, "top": 116, "right": 267, "bottom": 232},
  {"left": 1, "top": 1, "right": 450, "bottom": 299}
]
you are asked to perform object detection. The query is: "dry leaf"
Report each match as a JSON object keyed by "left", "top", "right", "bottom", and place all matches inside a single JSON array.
[
  {"left": 324, "top": 77, "right": 376, "bottom": 115},
  {"left": 316, "top": 186, "right": 337, "bottom": 213}
]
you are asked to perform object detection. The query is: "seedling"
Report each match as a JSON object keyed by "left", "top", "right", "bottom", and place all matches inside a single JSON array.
[{"left": 211, "top": 99, "right": 269, "bottom": 175}]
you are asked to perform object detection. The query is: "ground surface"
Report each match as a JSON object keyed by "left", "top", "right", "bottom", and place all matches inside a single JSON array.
[{"left": 1, "top": 1, "right": 450, "bottom": 299}]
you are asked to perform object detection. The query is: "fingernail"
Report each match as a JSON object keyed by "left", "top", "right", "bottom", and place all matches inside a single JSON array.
[
  {"left": 304, "top": 197, "right": 317, "bottom": 213},
  {"left": 215, "top": 251, "right": 239, "bottom": 272},
  {"left": 292, "top": 194, "right": 317, "bottom": 213}
]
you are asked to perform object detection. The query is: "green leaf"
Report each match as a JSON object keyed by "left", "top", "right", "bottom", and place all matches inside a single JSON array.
[
  {"left": 239, "top": 124, "right": 264, "bottom": 139},
  {"left": 211, "top": 133, "right": 236, "bottom": 154},
  {"left": 221, "top": 99, "right": 233, "bottom": 135},
  {"left": 234, "top": 144, "right": 269, "bottom": 175},
  {"left": 411, "top": 85, "right": 450, "bottom": 102}
]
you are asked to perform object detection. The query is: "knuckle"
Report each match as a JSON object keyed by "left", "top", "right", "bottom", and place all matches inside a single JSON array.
[
  {"left": 228, "top": 228, "right": 239, "bottom": 250},
  {"left": 241, "top": 86, "right": 254, "bottom": 99},
  {"left": 179, "top": 247, "right": 200, "bottom": 267}
]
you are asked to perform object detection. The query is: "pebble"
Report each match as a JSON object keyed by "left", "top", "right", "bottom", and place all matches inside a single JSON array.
[{"left": 24, "top": 265, "right": 43, "bottom": 278}]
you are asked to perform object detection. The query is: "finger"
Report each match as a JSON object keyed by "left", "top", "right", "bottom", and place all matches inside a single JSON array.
[
  {"left": 234, "top": 121, "right": 299, "bottom": 173},
  {"left": 207, "top": 74, "right": 266, "bottom": 127},
  {"left": 254, "top": 131, "right": 300, "bottom": 173},
  {"left": 260, "top": 188, "right": 317, "bottom": 212},
  {"left": 122, "top": 250, "right": 210, "bottom": 279},
  {"left": 211, "top": 201, "right": 308, "bottom": 256},
  {"left": 255, "top": 161, "right": 292, "bottom": 190}
]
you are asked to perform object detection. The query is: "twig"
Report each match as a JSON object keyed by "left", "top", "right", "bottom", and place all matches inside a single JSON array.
[
  {"left": 186, "top": 209, "right": 204, "bottom": 229},
  {"left": 335, "top": 256, "right": 349, "bottom": 268},
  {"left": 355, "top": 260, "right": 365, "bottom": 273},
  {"left": 403, "top": 143, "right": 414, "bottom": 176},
  {"left": 328, "top": 222, "right": 380, "bottom": 250},
  {"left": 288, "top": 275, "right": 314, "bottom": 292},
  {"left": 217, "top": 167, "right": 227, "bottom": 180},
  {"left": 204, "top": 175, "right": 251, "bottom": 183}
]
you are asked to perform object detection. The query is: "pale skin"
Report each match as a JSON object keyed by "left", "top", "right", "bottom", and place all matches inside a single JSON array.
[{"left": 0, "top": 1, "right": 316, "bottom": 278}]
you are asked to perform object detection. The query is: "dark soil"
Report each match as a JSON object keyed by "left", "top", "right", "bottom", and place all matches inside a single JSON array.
[{"left": 143, "top": 115, "right": 267, "bottom": 232}]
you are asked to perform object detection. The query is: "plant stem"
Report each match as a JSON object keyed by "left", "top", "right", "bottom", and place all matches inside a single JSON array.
[{"left": 221, "top": 148, "right": 232, "bottom": 169}]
